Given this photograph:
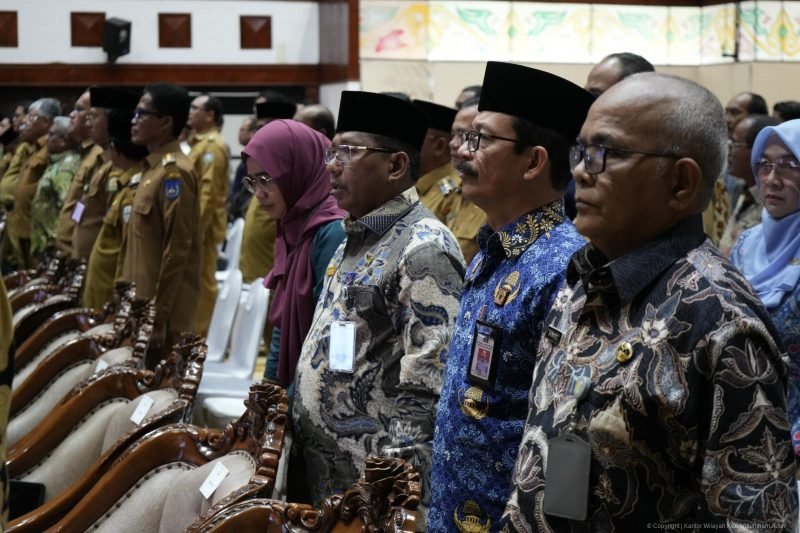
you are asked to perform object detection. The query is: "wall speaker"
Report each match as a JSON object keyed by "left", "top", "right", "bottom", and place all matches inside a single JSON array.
[{"left": 102, "top": 18, "right": 131, "bottom": 62}]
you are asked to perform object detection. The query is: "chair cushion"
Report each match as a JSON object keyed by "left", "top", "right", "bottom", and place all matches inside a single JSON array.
[
  {"left": 97, "top": 346, "right": 134, "bottom": 367},
  {"left": 92, "top": 462, "right": 193, "bottom": 533},
  {"left": 12, "top": 304, "right": 37, "bottom": 328},
  {"left": 13, "top": 330, "right": 82, "bottom": 388},
  {"left": 201, "top": 397, "right": 247, "bottom": 430},
  {"left": 21, "top": 399, "right": 128, "bottom": 501},
  {"left": 157, "top": 451, "right": 257, "bottom": 533},
  {"left": 8, "top": 361, "right": 95, "bottom": 446},
  {"left": 83, "top": 323, "right": 115, "bottom": 337},
  {"left": 101, "top": 389, "right": 177, "bottom": 452}
]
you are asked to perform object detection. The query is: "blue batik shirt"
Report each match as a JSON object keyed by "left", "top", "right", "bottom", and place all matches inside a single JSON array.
[{"left": 429, "top": 199, "right": 585, "bottom": 532}]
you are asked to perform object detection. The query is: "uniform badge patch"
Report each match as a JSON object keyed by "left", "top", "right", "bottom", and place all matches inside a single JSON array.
[
  {"left": 107, "top": 177, "right": 118, "bottom": 193},
  {"left": 164, "top": 178, "right": 181, "bottom": 200},
  {"left": 122, "top": 205, "right": 133, "bottom": 224},
  {"left": 202, "top": 152, "right": 214, "bottom": 164}
]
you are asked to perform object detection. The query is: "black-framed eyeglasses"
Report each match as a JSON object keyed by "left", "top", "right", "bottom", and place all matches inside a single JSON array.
[
  {"left": 323, "top": 144, "right": 395, "bottom": 165},
  {"left": 753, "top": 158, "right": 800, "bottom": 182},
  {"left": 132, "top": 107, "right": 163, "bottom": 121},
  {"left": 243, "top": 172, "right": 276, "bottom": 193},
  {"left": 569, "top": 140, "right": 682, "bottom": 174},
  {"left": 460, "top": 130, "right": 526, "bottom": 153}
]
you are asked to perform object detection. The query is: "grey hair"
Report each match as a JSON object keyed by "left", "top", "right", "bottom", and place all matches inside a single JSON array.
[
  {"left": 50, "top": 116, "right": 70, "bottom": 136},
  {"left": 29, "top": 98, "right": 62, "bottom": 120},
  {"left": 628, "top": 72, "right": 728, "bottom": 208}
]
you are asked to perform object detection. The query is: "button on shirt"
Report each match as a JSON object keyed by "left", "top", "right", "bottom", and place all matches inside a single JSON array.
[
  {"left": 503, "top": 216, "right": 797, "bottom": 532},
  {"left": 429, "top": 200, "right": 585, "bottom": 533},
  {"left": 292, "top": 187, "right": 465, "bottom": 525}
]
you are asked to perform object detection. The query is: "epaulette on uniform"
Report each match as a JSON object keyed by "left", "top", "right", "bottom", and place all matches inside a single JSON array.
[{"left": 161, "top": 152, "right": 177, "bottom": 167}]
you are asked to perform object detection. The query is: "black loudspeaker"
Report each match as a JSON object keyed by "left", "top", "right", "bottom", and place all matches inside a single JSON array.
[{"left": 102, "top": 17, "right": 131, "bottom": 62}]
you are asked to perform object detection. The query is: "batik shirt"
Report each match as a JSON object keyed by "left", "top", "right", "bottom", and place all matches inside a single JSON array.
[
  {"left": 429, "top": 200, "right": 585, "bottom": 533},
  {"left": 292, "top": 187, "right": 465, "bottom": 525},
  {"left": 731, "top": 227, "right": 800, "bottom": 457},
  {"left": 503, "top": 216, "right": 797, "bottom": 532},
  {"left": 30, "top": 150, "right": 80, "bottom": 257}
]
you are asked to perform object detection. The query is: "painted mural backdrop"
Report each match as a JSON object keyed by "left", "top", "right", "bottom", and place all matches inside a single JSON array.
[{"left": 360, "top": 1, "right": 800, "bottom": 64}]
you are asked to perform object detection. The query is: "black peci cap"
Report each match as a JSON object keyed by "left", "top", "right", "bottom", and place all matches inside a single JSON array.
[
  {"left": 413, "top": 99, "right": 457, "bottom": 133},
  {"left": 336, "top": 91, "right": 430, "bottom": 151},
  {"left": 89, "top": 86, "right": 141, "bottom": 111},
  {"left": 478, "top": 61, "right": 595, "bottom": 139},
  {"left": 255, "top": 101, "right": 297, "bottom": 120},
  {"left": 107, "top": 109, "right": 135, "bottom": 143}
]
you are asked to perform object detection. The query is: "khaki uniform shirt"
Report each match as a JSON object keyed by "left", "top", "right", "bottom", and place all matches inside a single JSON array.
[
  {"left": 0, "top": 151, "right": 14, "bottom": 180},
  {"left": 84, "top": 165, "right": 141, "bottom": 309},
  {"left": 55, "top": 142, "right": 105, "bottom": 254},
  {"left": 446, "top": 188, "right": 486, "bottom": 266},
  {"left": 6, "top": 135, "right": 48, "bottom": 240},
  {"left": 0, "top": 141, "right": 34, "bottom": 208},
  {"left": 121, "top": 141, "right": 200, "bottom": 335},
  {"left": 416, "top": 162, "right": 457, "bottom": 223},
  {"left": 72, "top": 160, "right": 122, "bottom": 259},
  {"left": 188, "top": 128, "right": 229, "bottom": 245},
  {"left": 239, "top": 196, "right": 276, "bottom": 283}
]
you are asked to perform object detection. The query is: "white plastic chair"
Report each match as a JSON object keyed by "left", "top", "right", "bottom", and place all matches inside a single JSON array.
[
  {"left": 199, "top": 280, "right": 269, "bottom": 398},
  {"left": 215, "top": 218, "right": 245, "bottom": 284},
  {"left": 205, "top": 269, "right": 243, "bottom": 363}
]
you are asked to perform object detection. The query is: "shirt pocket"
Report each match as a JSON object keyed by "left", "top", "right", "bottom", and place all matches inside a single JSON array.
[{"left": 132, "top": 196, "right": 154, "bottom": 237}]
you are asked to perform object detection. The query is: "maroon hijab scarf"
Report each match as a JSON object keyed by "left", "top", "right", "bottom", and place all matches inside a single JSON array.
[{"left": 242, "top": 120, "right": 345, "bottom": 384}]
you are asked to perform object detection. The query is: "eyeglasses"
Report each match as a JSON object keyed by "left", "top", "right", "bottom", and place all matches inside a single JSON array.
[
  {"left": 133, "top": 108, "right": 163, "bottom": 121},
  {"left": 323, "top": 144, "right": 394, "bottom": 165},
  {"left": 753, "top": 159, "right": 800, "bottom": 182},
  {"left": 243, "top": 172, "right": 276, "bottom": 193},
  {"left": 569, "top": 140, "right": 682, "bottom": 175},
  {"left": 460, "top": 130, "right": 526, "bottom": 153},
  {"left": 28, "top": 114, "right": 47, "bottom": 123}
]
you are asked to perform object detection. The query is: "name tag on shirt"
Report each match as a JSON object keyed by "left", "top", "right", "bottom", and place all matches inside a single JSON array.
[
  {"left": 71, "top": 201, "right": 86, "bottom": 223},
  {"left": 329, "top": 320, "right": 356, "bottom": 373},
  {"left": 544, "top": 433, "right": 591, "bottom": 521},
  {"left": 468, "top": 320, "right": 501, "bottom": 388}
]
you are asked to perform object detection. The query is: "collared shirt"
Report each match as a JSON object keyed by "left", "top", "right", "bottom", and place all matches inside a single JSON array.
[
  {"left": 730, "top": 224, "right": 800, "bottom": 459},
  {"left": 719, "top": 185, "right": 762, "bottom": 257},
  {"left": 702, "top": 178, "right": 729, "bottom": 246},
  {"left": 446, "top": 186, "right": 487, "bottom": 265},
  {"left": 6, "top": 135, "right": 48, "bottom": 241},
  {"left": 30, "top": 150, "right": 81, "bottom": 257},
  {"left": 417, "top": 162, "right": 458, "bottom": 223},
  {"left": 239, "top": 196, "right": 276, "bottom": 283},
  {"left": 121, "top": 140, "right": 200, "bottom": 334},
  {"left": 0, "top": 140, "right": 34, "bottom": 208},
  {"left": 72, "top": 159, "right": 122, "bottom": 260},
  {"left": 503, "top": 215, "right": 797, "bottom": 532},
  {"left": 188, "top": 127, "right": 229, "bottom": 244},
  {"left": 83, "top": 164, "right": 141, "bottom": 310},
  {"left": 292, "top": 187, "right": 465, "bottom": 526},
  {"left": 429, "top": 200, "right": 585, "bottom": 533},
  {"left": 55, "top": 142, "right": 105, "bottom": 255}
]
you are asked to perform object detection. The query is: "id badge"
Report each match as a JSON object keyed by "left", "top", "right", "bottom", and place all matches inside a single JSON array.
[
  {"left": 329, "top": 320, "right": 356, "bottom": 373},
  {"left": 467, "top": 320, "right": 501, "bottom": 387},
  {"left": 543, "top": 432, "right": 591, "bottom": 521},
  {"left": 71, "top": 201, "right": 86, "bottom": 223}
]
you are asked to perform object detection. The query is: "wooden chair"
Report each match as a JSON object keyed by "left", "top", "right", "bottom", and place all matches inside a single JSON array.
[
  {"left": 7, "top": 296, "right": 155, "bottom": 446},
  {"left": 6, "top": 334, "right": 206, "bottom": 533},
  {"left": 188, "top": 456, "right": 421, "bottom": 533},
  {"left": 11, "top": 258, "right": 87, "bottom": 345},
  {"left": 25, "top": 383, "right": 288, "bottom": 533},
  {"left": 13, "top": 281, "right": 137, "bottom": 377}
]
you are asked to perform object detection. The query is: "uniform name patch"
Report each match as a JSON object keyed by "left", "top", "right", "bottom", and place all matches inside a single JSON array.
[{"left": 164, "top": 178, "right": 181, "bottom": 200}]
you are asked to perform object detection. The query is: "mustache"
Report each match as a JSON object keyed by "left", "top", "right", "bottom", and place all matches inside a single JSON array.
[{"left": 456, "top": 161, "right": 478, "bottom": 177}]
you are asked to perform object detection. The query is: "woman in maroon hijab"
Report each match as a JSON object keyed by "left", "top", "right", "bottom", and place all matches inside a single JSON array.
[{"left": 242, "top": 119, "right": 346, "bottom": 390}]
